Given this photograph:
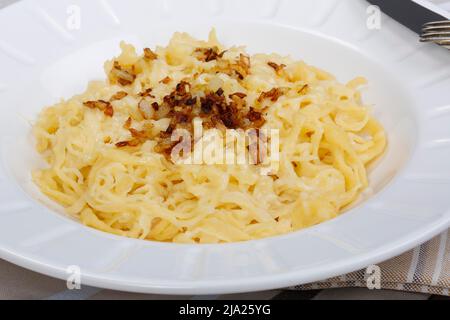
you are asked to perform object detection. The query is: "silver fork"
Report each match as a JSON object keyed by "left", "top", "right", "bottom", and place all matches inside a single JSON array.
[{"left": 420, "top": 20, "right": 450, "bottom": 50}]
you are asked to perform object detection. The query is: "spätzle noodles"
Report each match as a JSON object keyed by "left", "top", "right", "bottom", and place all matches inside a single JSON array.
[{"left": 32, "top": 30, "right": 386, "bottom": 244}]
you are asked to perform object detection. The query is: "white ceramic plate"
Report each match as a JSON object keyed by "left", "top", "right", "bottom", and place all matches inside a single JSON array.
[{"left": 0, "top": 0, "right": 449, "bottom": 295}]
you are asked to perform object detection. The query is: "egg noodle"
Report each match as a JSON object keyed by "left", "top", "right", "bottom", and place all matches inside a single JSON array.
[{"left": 33, "top": 30, "right": 386, "bottom": 244}]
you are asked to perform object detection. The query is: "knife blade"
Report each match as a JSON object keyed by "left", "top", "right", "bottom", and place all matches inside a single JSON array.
[{"left": 367, "top": 0, "right": 448, "bottom": 34}]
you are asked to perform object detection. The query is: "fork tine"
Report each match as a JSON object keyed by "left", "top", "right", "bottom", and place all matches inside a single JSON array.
[
  {"left": 420, "top": 20, "right": 450, "bottom": 49},
  {"left": 420, "top": 37, "right": 450, "bottom": 45},
  {"left": 421, "top": 32, "right": 450, "bottom": 39},
  {"left": 422, "top": 20, "right": 450, "bottom": 28},
  {"left": 422, "top": 25, "right": 450, "bottom": 33},
  {"left": 420, "top": 37, "right": 450, "bottom": 44}
]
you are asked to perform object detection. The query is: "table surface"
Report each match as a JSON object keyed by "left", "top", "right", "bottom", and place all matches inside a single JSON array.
[{"left": 0, "top": 0, "right": 448, "bottom": 300}]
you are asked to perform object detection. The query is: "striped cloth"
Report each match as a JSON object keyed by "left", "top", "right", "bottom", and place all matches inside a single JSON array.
[
  {"left": 0, "top": 230, "right": 448, "bottom": 300},
  {"left": 293, "top": 230, "right": 450, "bottom": 296}
]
